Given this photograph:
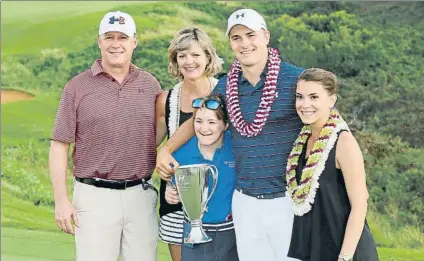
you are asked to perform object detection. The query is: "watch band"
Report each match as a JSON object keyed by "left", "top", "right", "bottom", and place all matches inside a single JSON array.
[{"left": 338, "top": 254, "right": 353, "bottom": 261}]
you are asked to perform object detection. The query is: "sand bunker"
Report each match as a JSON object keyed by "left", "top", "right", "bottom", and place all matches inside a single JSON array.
[{"left": 1, "top": 89, "right": 35, "bottom": 104}]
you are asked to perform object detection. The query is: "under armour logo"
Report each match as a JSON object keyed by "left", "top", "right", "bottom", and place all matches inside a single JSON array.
[
  {"left": 235, "top": 13, "right": 245, "bottom": 19},
  {"left": 109, "top": 16, "right": 125, "bottom": 25}
]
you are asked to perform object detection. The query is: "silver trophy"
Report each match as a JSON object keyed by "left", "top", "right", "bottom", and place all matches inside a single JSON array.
[{"left": 174, "top": 164, "right": 218, "bottom": 244}]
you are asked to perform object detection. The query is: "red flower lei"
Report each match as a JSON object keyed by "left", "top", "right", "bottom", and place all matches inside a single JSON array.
[{"left": 226, "top": 48, "right": 281, "bottom": 137}]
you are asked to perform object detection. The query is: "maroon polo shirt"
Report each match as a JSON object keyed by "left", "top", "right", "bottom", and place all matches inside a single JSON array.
[{"left": 51, "top": 59, "right": 162, "bottom": 180}]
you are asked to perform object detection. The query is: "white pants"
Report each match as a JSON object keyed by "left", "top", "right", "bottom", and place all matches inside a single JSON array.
[
  {"left": 232, "top": 190, "right": 300, "bottom": 261},
  {"left": 73, "top": 181, "right": 158, "bottom": 261}
]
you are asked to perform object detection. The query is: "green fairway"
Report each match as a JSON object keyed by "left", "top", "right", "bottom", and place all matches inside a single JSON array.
[
  {"left": 0, "top": 1, "right": 188, "bottom": 56},
  {"left": 377, "top": 248, "right": 424, "bottom": 261},
  {"left": 1, "top": 2, "right": 424, "bottom": 261},
  {"left": 1, "top": 1, "right": 138, "bottom": 25},
  {"left": 1, "top": 1, "right": 148, "bottom": 55},
  {"left": 1, "top": 255, "right": 55, "bottom": 261},
  {"left": 1, "top": 227, "right": 172, "bottom": 261},
  {"left": 2, "top": 227, "right": 424, "bottom": 261}
]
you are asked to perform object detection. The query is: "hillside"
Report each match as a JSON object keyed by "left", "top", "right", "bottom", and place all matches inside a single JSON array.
[{"left": 1, "top": 1, "right": 424, "bottom": 260}]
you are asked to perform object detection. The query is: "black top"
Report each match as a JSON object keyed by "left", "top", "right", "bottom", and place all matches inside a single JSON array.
[
  {"left": 288, "top": 131, "right": 379, "bottom": 261},
  {"left": 159, "top": 88, "right": 193, "bottom": 217}
]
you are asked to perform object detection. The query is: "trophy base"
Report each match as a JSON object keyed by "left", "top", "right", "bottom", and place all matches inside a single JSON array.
[{"left": 185, "top": 222, "right": 212, "bottom": 244}]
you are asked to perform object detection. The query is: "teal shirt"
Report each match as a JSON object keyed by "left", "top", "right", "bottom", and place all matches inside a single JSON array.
[{"left": 172, "top": 131, "right": 236, "bottom": 223}]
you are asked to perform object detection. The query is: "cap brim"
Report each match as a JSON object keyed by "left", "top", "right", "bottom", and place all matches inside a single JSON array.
[
  {"left": 99, "top": 28, "right": 134, "bottom": 36},
  {"left": 226, "top": 23, "right": 264, "bottom": 37}
]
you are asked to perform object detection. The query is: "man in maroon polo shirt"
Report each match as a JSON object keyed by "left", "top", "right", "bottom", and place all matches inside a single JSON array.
[{"left": 49, "top": 11, "right": 162, "bottom": 261}]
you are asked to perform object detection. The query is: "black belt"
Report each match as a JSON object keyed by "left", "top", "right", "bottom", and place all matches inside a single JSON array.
[
  {"left": 236, "top": 187, "right": 286, "bottom": 199},
  {"left": 75, "top": 176, "right": 151, "bottom": 190}
]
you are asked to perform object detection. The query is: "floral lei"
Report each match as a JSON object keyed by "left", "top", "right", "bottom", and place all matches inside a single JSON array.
[
  {"left": 226, "top": 47, "right": 280, "bottom": 137},
  {"left": 285, "top": 108, "right": 350, "bottom": 216},
  {"left": 168, "top": 77, "right": 218, "bottom": 137}
]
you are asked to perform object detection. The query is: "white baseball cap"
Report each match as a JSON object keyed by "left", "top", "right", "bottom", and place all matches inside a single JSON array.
[
  {"left": 98, "top": 11, "right": 136, "bottom": 37},
  {"left": 226, "top": 9, "right": 268, "bottom": 37}
]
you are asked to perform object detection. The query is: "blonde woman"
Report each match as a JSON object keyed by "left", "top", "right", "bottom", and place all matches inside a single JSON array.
[{"left": 156, "top": 27, "right": 223, "bottom": 261}]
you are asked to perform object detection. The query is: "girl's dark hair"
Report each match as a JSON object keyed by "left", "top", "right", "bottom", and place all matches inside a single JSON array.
[{"left": 192, "top": 93, "right": 228, "bottom": 124}]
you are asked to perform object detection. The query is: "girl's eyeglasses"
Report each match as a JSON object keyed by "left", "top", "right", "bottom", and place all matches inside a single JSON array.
[{"left": 192, "top": 98, "right": 223, "bottom": 110}]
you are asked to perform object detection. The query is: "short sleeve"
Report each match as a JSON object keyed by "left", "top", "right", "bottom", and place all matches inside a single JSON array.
[
  {"left": 51, "top": 83, "right": 77, "bottom": 143},
  {"left": 151, "top": 75, "right": 162, "bottom": 97}
]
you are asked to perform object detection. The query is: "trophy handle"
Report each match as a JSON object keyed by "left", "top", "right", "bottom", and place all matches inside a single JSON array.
[{"left": 203, "top": 165, "right": 218, "bottom": 212}]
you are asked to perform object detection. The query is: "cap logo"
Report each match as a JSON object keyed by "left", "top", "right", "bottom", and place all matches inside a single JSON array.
[
  {"left": 109, "top": 16, "right": 125, "bottom": 25},
  {"left": 235, "top": 13, "right": 245, "bottom": 19}
]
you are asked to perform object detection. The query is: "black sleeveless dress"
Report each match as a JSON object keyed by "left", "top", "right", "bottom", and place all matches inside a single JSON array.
[
  {"left": 287, "top": 131, "right": 379, "bottom": 261},
  {"left": 159, "top": 88, "right": 193, "bottom": 218}
]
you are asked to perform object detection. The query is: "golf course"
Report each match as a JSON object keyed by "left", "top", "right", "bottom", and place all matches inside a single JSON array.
[{"left": 2, "top": 1, "right": 424, "bottom": 260}]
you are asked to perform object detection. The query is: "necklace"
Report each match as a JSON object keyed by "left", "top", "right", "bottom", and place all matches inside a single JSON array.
[
  {"left": 226, "top": 47, "right": 280, "bottom": 137},
  {"left": 285, "top": 108, "right": 349, "bottom": 216}
]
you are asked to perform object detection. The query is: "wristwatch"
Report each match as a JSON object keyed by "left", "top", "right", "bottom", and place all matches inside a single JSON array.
[{"left": 338, "top": 254, "right": 353, "bottom": 261}]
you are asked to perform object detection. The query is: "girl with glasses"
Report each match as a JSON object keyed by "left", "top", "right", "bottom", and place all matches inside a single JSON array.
[
  {"left": 165, "top": 94, "right": 239, "bottom": 261},
  {"left": 156, "top": 27, "right": 223, "bottom": 261}
]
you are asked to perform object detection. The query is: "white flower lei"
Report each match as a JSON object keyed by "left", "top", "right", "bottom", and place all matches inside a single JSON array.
[
  {"left": 285, "top": 108, "right": 350, "bottom": 216},
  {"left": 168, "top": 77, "right": 218, "bottom": 137}
]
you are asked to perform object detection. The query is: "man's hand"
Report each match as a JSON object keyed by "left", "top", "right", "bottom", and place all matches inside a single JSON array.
[
  {"left": 156, "top": 147, "right": 179, "bottom": 182},
  {"left": 55, "top": 198, "right": 79, "bottom": 235}
]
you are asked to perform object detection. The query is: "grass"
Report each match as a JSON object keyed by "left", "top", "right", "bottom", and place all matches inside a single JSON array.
[
  {"left": 1, "top": 227, "right": 172, "bottom": 261},
  {"left": 1, "top": 185, "right": 56, "bottom": 231},
  {"left": 0, "top": 1, "right": 233, "bottom": 56},
  {"left": 1, "top": 94, "right": 58, "bottom": 144},
  {"left": 367, "top": 210, "right": 424, "bottom": 249},
  {"left": 1, "top": 94, "right": 63, "bottom": 207},
  {"left": 378, "top": 248, "right": 424, "bottom": 261},
  {"left": 1, "top": 1, "right": 142, "bottom": 55},
  {"left": 1, "top": 2, "right": 424, "bottom": 261},
  {"left": 1, "top": 1, "right": 138, "bottom": 25},
  {"left": 1, "top": 227, "right": 424, "bottom": 261},
  {"left": 1, "top": 1, "right": 192, "bottom": 56}
]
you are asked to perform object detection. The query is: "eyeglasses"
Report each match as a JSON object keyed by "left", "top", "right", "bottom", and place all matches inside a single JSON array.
[{"left": 192, "top": 97, "right": 223, "bottom": 110}]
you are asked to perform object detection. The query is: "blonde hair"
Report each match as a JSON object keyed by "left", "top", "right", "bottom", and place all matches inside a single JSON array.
[
  {"left": 168, "top": 27, "right": 223, "bottom": 79},
  {"left": 298, "top": 68, "right": 340, "bottom": 95}
]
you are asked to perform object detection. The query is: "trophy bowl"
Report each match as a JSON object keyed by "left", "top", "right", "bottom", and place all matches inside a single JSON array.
[{"left": 174, "top": 163, "right": 218, "bottom": 244}]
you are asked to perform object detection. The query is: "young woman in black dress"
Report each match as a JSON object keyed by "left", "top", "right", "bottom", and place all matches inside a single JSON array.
[{"left": 286, "top": 68, "right": 379, "bottom": 261}]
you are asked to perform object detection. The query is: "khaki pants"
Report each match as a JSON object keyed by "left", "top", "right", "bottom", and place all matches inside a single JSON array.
[{"left": 72, "top": 181, "right": 158, "bottom": 261}]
